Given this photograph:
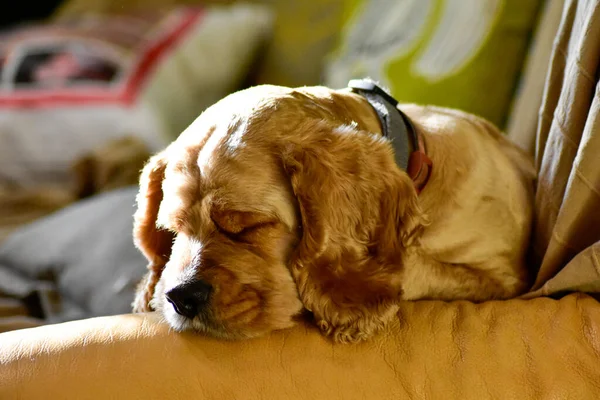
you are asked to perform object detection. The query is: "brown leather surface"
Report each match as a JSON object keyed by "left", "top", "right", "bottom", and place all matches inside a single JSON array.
[{"left": 1, "top": 293, "right": 599, "bottom": 399}]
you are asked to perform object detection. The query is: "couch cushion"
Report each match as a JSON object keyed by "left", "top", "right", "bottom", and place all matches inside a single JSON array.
[
  {"left": 1, "top": 294, "right": 599, "bottom": 399},
  {"left": 55, "top": 0, "right": 346, "bottom": 87},
  {"left": 324, "top": 0, "right": 542, "bottom": 128},
  {"left": 0, "top": 4, "right": 272, "bottom": 188}
]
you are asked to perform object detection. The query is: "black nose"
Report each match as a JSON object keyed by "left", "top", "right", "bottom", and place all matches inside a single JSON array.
[{"left": 165, "top": 280, "right": 212, "bottom": 319}]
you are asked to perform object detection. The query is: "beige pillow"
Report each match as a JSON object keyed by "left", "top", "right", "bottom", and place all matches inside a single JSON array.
[
  {"left": 55, "top": 0, "right": 347, "bottom": 87},
  {"left": 0, "top": 4, "right": 272, "bottom": 188}
]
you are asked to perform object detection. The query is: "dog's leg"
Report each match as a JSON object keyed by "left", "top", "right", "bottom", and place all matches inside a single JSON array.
[{"left": 403, "top": 258, "right": 527, "bottom": 302}]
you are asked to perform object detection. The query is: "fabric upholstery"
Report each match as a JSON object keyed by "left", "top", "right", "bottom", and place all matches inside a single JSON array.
[
  {"left": 0, "top": 187, "right": 146, "bottom": 327},
  {"left": 524, "top": 0, "right": 600, "bottom": 297},
  {"left": 0, "top": 5, "right": 272, "bottom": 188},
  {"left": 323, "top": 0, "right": 543, "bottom": 128},
  {"left": 0, "top": 135, "right": 150, "bottom": 245},
  {"left": 506, "top": 0, "right": 565, "bottom": 154},
  {"left": 1, "top": 294, "right": 600, "bottom": 399},
  {"left": 54, "top": 0, "right": 346, "bottom": 87}
]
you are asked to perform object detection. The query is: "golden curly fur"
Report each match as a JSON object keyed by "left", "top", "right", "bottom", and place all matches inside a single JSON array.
[{"left": 132, "top": 85, "right": 535, "bottom": 343}]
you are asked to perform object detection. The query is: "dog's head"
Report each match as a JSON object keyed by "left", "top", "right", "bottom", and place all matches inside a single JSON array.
[{"left": 133, "top": 85, "right": 426, "bottom": 342}]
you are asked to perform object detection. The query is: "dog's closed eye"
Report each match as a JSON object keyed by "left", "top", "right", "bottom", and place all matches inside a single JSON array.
[{"left": 211, "top": 209, "right": 276, "bottom": 243}]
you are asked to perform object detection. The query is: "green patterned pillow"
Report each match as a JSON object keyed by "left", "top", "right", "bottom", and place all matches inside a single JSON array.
[{"left": 324, "top": 0, "right": 542, "bottom": 128}]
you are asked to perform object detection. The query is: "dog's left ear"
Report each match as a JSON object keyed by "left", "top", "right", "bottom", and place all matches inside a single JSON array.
[{"left": 280, "top": 121, "right": 427, "bottom": 342}]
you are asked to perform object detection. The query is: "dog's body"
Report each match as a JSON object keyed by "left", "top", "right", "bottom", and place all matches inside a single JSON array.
[
  {"left": 132, "top": 85, "right": 535, "bottom": 343},
  {"left": 398, "top": 104, "right": 534, "bottom": 302}
]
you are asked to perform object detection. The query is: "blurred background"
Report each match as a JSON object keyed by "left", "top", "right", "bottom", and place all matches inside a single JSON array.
[{"left": 0, "top": 0, "right": 553, "bottom": 332}]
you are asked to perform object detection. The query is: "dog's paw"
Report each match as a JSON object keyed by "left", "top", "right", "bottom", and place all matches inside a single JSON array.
[
  {"left": 315, "top": 303, "right": 399, "bottom": 344},
  {"left": 131, "top": 289, "right": 153, "bottom": 313},
  {"left": 317, "top": 318, "right": 380, "bottom": 344}
]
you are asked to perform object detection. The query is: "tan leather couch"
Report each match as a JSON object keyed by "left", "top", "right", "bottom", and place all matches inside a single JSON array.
[{"left": 2, "top": 293, "right": 600, "bottom": 399}]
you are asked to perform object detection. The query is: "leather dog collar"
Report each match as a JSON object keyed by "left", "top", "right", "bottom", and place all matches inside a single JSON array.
[{"left": 348, "top": 79, "right": 432, "bottom": 193}]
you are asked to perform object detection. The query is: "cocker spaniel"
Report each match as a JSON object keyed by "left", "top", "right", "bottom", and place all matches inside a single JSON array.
[{"left": 132, "top": 82, "right": 535, "bottom": 343}]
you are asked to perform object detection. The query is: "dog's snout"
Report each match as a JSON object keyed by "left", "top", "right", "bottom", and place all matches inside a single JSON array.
[{"left": 165, "top": 280, "right": 212, "bottom": 319}]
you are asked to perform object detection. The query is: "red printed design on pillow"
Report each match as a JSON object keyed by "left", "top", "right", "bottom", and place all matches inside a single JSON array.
[{"left": 0, "top": 8, "right": 203, "bottom": 108}]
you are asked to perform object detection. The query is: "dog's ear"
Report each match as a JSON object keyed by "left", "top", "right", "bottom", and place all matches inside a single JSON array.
[
  {"left": 132, "top": 150, "right": 174, "bottom": 312},
  {"left": 281, "top": 122, "right": 427, "bottom": 342}
]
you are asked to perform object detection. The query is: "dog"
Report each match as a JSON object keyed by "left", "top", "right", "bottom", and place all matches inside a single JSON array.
[{"left": 131, "top": 82, "right": 535, "bottom": 343}]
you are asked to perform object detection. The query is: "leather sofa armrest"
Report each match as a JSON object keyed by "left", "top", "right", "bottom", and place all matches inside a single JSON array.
[{"left": 1, "top": 294, "right": 600, "bottom": 400}]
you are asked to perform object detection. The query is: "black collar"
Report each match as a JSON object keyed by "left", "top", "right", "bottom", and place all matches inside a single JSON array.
[{"left": 348, "top": 79, "right": 432, "bottom": 193}]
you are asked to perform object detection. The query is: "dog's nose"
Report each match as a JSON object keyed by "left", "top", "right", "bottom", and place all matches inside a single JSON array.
[{"left": 165, "top": 280, "right": 212, "bottom": 319}]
